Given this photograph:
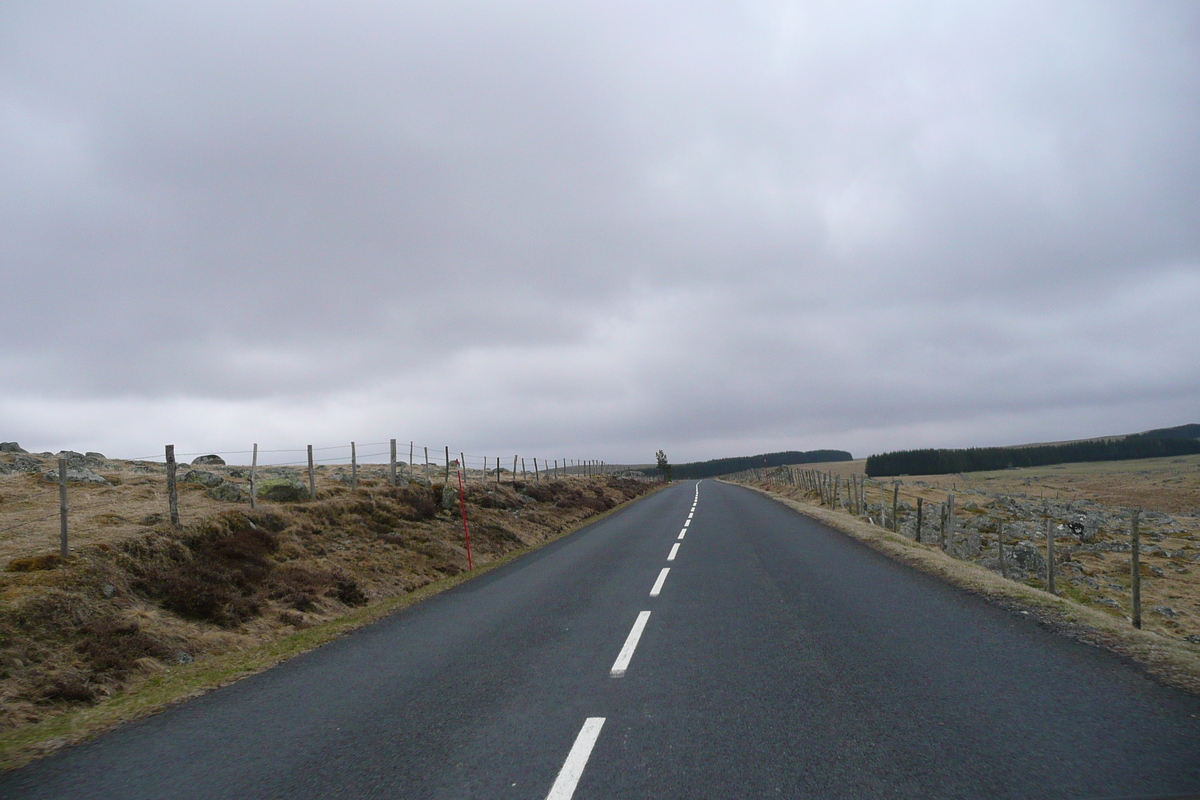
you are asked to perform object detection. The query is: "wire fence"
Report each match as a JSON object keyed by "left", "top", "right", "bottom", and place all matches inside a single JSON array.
[
  {"left": 726, "top": 463, "right": 1158, "bottom": 630},
  {"left": 0, "top": 440, "right": 641, "bottom": 558}
]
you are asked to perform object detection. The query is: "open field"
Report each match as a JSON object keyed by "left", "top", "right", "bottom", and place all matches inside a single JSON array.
[
  {"left": 0, "top": 449, "right": 658, "bottom": 766},
  {"left": 741, "top": 454, "right": 1200, "bottom": 649}
]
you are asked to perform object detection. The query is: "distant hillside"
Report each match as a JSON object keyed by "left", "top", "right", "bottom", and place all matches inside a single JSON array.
[
  {"left": 665, "top": 450, "right": 853, "bottom": 480},
  {"left": 866, "top": 424, "right": 1200, "bottom": 477}
]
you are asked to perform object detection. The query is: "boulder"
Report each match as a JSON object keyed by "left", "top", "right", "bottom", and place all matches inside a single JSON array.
[
  {"left": 42, "top": 466, "right": 112, "bottom": 485},
  {"left": 85, "top": 451, "right": 106, "bottom": 460},
  {"left": 209, "top": 482, "right": 245, "bottom": 502},
  {"left": 257, "top": 479, "right": 310, "bottom": 502},
  {"left": 182, "top": 470, "right": 223, "bottom": 488},
  {"left": 191, "top": 454, "right": 226, "bottom": 466},
  {"left": 441, "top": 484, "right": 460, "bottom": 511},
  {"left": 1010, "top": 541, "right": 1046, "bottom": 573},
  {"left": 0, "top": 442, "right": 26, "bottom": 453}
]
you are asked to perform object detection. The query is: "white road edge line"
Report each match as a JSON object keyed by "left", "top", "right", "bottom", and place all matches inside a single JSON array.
[
  {"left": 610, "top": 610, "right": 651, "bottom": 677},
  {"left": 667, "top": 543, "right": 680, "bottom": 561},
  {"left": 545, "top": 717, "right": 606, "bottom": 800},
  {"left": 649, "top": 567, "right": 670, "bottom": 597}
]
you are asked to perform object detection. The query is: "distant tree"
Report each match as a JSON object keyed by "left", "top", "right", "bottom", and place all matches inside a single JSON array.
[{"left": 655, "top": 450, "right": 672, "bottom": 482}]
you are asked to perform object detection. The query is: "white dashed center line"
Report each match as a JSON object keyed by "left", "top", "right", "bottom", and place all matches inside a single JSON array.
[
  {"left": 610, "top": 611, "right": 651, "bottom": 677},
  {"left": 649, "top": 567, "right": 670, "bottom": 597},
  {"left": 683, "top": 519, "right": 691, "bottom": 527},
  {"left": 545, "top": 717, "right": 606, "bottom": 800},
  {"left": 667, "top": 542, "right": 680, "bottom": 561},
  {"left": 677, "top": 528, "right": 687, "bottom": 540}
]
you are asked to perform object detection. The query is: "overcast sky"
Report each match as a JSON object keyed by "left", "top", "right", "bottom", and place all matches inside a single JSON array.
[{"left": 2, "top": 1, "right": 1198, "bottom": 466}]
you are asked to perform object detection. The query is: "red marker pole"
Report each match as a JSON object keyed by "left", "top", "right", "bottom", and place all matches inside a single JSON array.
[{"left": 456, "top": 461, "right": 473, "bottom": 571}]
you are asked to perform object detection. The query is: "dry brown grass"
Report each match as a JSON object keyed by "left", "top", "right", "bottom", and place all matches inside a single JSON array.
[
  {"left": 802, "top": 453, "right": 1200, "bottom": 514},
  {"left": 0, "top": 454, "right": 657, "bottom": 766}
]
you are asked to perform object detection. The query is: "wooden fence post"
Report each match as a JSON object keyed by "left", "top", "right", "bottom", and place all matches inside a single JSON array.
[
  {"left": 351, "top": 441, "right": 358, "bottom": 489},
  {"left": 424, "top": 447, "right": 430, "bottom": 482},
  {"left": 521, "top": 458, "right": 527, "bottom": 481},
  {"left": 915, "top": 497, "right": 923, "bottom": 543},
  {"left": 461, "top": 452, "right": 466, "bottom": 483},
  {"left": 58, "top": 457, "right": 69, "bottom": 558},
  {"left": 307, "top": 445, "right": 316, "bottom": 501},
  {"left": 166, "top": 444, "right": 180, "bottom": 528},
  {"left": 390, "top": 439, "right": 397, "bottom": 486},
  {"left": 409, "top": 441, "right": 414, "bottom": 475},
  {"left": 445, "top": 446, "right": 450, "bottom": 483},
  {"left": 534, "top": 457, "right": 540, "bottom": 483},
  {"left": 1045, "top": 514, "right": 1056, "bottom": 595},
  {"left": 880, "top": 484, "right": 886, "bottom": 528},
  {"left": 1131, "top": 509, "right": 1142, "bottom": 629},
  {"left": 892, "top": 482, "right": 899, "bottom": 532},
  {"left": 513, "top": 455, "right": 518, "bottom": 485},
  {"left": 945, "top": 494, "right": 955, "bottom": 554},
  {"left": 998, "top": 522, "right": 1007, "bottom": 579},
  {"left": 250, "top": 443, "right": 258, "bottom": 509}
]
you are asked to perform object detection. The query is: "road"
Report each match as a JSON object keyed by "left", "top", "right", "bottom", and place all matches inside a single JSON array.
[{"left": 4, "top": 480, "right": 1199, "bottom": 799}]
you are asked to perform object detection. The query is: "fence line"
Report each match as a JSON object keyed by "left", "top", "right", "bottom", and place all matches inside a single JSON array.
[
  {"left": 1, "top": 439, "right": 641, "bottom": 558},
  {"left": 727, "top": 464, "right": 1147, "bottom": 631}
]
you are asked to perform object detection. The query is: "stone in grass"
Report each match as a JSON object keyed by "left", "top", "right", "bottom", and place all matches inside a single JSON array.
[
  {"left": 1149, "top": 605, "right": 1182, "bottom": 618},
  {"left": 441, "top": 484, "right": 460, "bottom": 510},
  {"left": 209, "top": 482, "right": 245, "bottom": 502},
  {"left": 257, "top": 478, "right": 310, "bottom": 502},
  {"left": 181, "top": 470, "right": 223, "bottom": 488},
  {"left": 41, "top": 466, "right": 111, "bottom": 485},
  {"left": 191, "top": 454, "right": 226, "bottom": 466}
]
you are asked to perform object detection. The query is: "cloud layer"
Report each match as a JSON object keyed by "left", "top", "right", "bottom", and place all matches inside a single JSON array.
[{"left": 2, "top": 1, "right": 1198, "bottom": 463}]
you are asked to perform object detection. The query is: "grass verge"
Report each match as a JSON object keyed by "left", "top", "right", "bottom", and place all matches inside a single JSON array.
[
  {"left": 728, "top": 481, "right": 1200, "bottom": 696},
  {"left": 0, "top": 484, "right": 661, "bottom": 771}
]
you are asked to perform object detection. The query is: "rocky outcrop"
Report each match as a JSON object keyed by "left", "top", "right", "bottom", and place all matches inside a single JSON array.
[
  {"left": 0, "top": 442, "right": 27, "bottom": 453},
  {"left": 181, "top": 470, "right": 223, "bottom": 488},
  {"left": 209, "top": 483, "right": 245, "bottom": 502},
  {"left": 191, "top": 455, "right": 226, "bottom": 466},
  {"left": 41, "top": 466, "right": 112, "bottom": 485}
]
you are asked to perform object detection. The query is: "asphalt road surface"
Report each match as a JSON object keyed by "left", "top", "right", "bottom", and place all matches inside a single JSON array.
[{"left": 5, "top": 480, "right": 1199, "bottom": 799}]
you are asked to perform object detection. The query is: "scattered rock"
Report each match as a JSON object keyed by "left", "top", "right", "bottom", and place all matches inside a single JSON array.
[
  {"left": 41, "top": 466, "right": 112, "bottom": 485},
  {"left": 181, "top": 470, "right": 223, "bottom": 488},
  {"left": 1150, "top": 605, "right": 1181, "bottom": 618},
  {"left": 101, "top": 584, "right": 115, "bottom": 599},
  {"left": 174, "top": 651, "right": 194, "bottom": 664},
  {"left": 1096, "top": 597, "right": 1121, "bottom": 609},
  {"left": 191, "top": 454, "right": 226, "bottom": 466},
  {"left": 12, "top": 454, "right": 42, "bottom": 472},
  {"left": 0, "top": 442, "right": 27, "bottom": 453},
  {"left": 441, "top": 484, "right": 459, "bottom": 510},
  {"left": 209, "top": 482, "right": 245, "bottom": 503}
]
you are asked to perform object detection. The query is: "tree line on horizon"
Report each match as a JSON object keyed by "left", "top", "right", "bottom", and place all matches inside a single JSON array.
[
  {"left": 660, "top": 449, "right": 853, "bottom": 480},
  {"left": 865, "top": 425, "right": 1200, "bottom": 477}
]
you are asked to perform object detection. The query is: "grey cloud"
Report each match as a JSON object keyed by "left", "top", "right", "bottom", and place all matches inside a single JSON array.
[{"left": 1, "top": 1, "right": 1197, "bottom": 461}]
